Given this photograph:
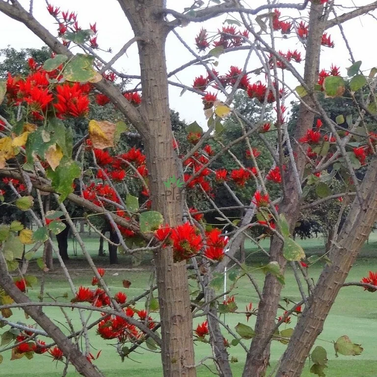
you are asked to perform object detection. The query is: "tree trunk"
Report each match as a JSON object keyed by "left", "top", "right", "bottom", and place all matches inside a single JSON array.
[
  {"left": 98, "top": 232, "right": 105, "bottom": 256},
  {"left": 44, "top": 237, "right": 53, "bottom": 270},
  {"left": 117, "top": 2, "right": 196, "bottom": 375},
  {"left": 108, "top": 227, "right": 119, "bottom": 264},
  {"left": 244, "top": 3, "right": 327, "bottom": 375},
  {"left": 277, "top": 158, "right": 377, "bottom": 376},
  {"left": 56, "top": 219, "right": 70, "bottom": 260}
]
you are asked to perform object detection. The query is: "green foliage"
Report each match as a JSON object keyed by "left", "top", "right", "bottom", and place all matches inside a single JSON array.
[
  {"left": 235, "top": 323, "right": 255, "bottom": 339},
  {"left": 334, "top": 335, "right": 363, "bottom": 357},
  {"left": 139, "top": 211, "right": 164, "bottom": 233}
]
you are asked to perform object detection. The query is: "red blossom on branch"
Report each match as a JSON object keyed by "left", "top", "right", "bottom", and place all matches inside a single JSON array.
[
  {"left": 195, "top": 321, "right": 209, "bottom": 338},
  {"left": 361, "top": 271, "right": 377, "bottom": 291}
]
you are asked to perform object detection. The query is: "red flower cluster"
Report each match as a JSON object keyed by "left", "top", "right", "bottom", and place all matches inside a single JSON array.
[
  {"left": 195, "top": 321, "right": 209, "bottom": 338},
  {"left": 278, "top": 311, "right": 291, "bottom": 324},
  {"left": 124, "top": 92, "right": 141, "bottom": 105},
  {"left": 230, "top": 168, "right": 253, "bottom": 187},
  {"left": 353, "top": 147, "right": 367, "bottom": 165},
  {"left": 215, "top": 169, "right": 227, "bottom": 183},
  {"left": 195, "top": 28, "right": 210, "bottom": 51},
  {"left": 253, "top": 191, "right": 270, "bottom": 208},
  {"left": 204, "top": 228, "right": 229, "bottom": 262},
  {"left": 170, "top": 223, "right": 203, "bottom": 262},
  {"left": 361, "top": 271, "right": 377, "bottom": 292},
  {"left": 247, "top": 81, "right": 283, "bottom": 103},
  {"left": 54, "top": 83, "right": 90, "bottom": 118},
  {"left": 272, "top": 10, "right": 292, "bottom": 34},
  {"left": 266, "top": 166, "right": 282, "bottom": 183}
]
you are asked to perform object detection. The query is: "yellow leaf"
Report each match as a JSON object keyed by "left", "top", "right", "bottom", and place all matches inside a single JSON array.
[
  {"left": 19, "top": 229, "right": 34, "bottom": 245},
  {"left": 22, "top": 123, "right": 37, "bottom": 133},
  {"left": 45, "top": 144, "right": 63, "bottom": 171},
  {"left": 88, "top": 120, "right": 115, "bottom": 149},
  {"left": 0, "top": 137, "right": 15, "bottom": 168},
  {"left": 12, "top": 132, "right": 30, "bottom": 147},
  {"left": 214, "top": 102, "right": 231, "bottom": 118},
  {"left": 88, "top": 71, "right": 103, "bottom": 83}
]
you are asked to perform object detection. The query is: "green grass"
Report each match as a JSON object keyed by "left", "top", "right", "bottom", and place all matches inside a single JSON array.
[{"left": 4, "top": 236, "right": 377, "bottom": 376}]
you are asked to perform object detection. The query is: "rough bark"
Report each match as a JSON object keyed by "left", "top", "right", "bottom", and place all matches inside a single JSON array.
[
  {"left": 243, "top": 3, "right": 327, "bottom": 376},
  {"left": 0, "top": 252, "right": 103, "bottom": 377},
  {"left": 118, "top": 1, "right": 196, "bottom": 375},
  {"left": 277, "top": 157, "right": 377, "bottom": 376}
]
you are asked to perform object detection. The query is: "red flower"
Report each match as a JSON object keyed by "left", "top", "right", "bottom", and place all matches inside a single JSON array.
[
  {"left": 246, "top": 302, "right": 253, "bottom": 322},
  {"left": 361, "top": 271, "right": 377, "bottom": 292},
  {"left": 190, "top": 208, "right": 204, "bottom": 222},
  {"left": 321, "top": 33, "right": 334, "bottom": 48},
  {"left": 195, "top": 28, "right": 209, "bottom": 51},
  {"left": 187, "top": 132, "right": 202, "bottom": 145},
  {"left": 33, "top": 340, "right": 48, "bottom": 354},
  {"left": 230, "top": 168, "right": 251, "bottom": 186},
  {"left": 154, "top": 225, "right": 172, "bottom": 243},
  {"left": 215, "top": 169, "right": 227, "bottom": 183},
  {"left": 49, "top": 346, "right": 64, "bottom": 361},
  {"left": 124, "top": 92, "right": 141, "bottom": 105},
  {"left": 205, "top": 246, "right": 224, "bottom": 261},
  {"left": 114, "top": 292, "right": 127, "bottom": 304},
  {"left": 299, "top": 129, "right": 321, "bottom": 144},
  {"left": 266, "top": 166, "right": 282, "bottom": 183},
  {"left": 278, "top": 311, "right": 291, "bottom": 324},
  {"left": 353, "top": 147, "right": 367, "bottom": 165},
  {"left": 54, "top": 83, "right": 89, "bottom": 118},
  {"left": 202, "top": 92, "right": 217, "bottom": 109},
  {"left": 95, "top": 94, "right": 110, "bottom": 106},
  {"left": 170, "top": 223, "right": 203, "bottom": 262},
  {"left": 253, "top": 191, "right": 270, "bottom": 208},
  {"left": 297, "top": 21, "right": 308, "bottom": 40},
  {"left": 73, "top": 286, "right": 94, "bottom": 303},
  {"left": 193, "top": 75, "right": 208, "bottom": 91},
  {"left": 225, "top": 66, "right": 249, "bottom": 90},
  {"left": 15, "top": 279, "right": 26, "bottom": 292},
  {"left": 246, "top": 148, "right": 261, "bottom": 159},
  {"left": 47, "top": 3, "right": 60, "bottom": 17},
  {"left": 17, "top": 342, "right": 33, "bottom": 353},
  {"left": 195, "top": 321, "right": 208, "bottom": 338}
]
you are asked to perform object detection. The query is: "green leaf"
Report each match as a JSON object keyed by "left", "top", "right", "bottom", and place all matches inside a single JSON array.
[
  {"left": 280, "top": 328, "right": 294, "bottom": 343},
  {"left": 43, "top": 54, "right": 68, "bottom": 72},
  {"left": 278, "top": 214, "right": 290, "bottom": 237},
  {"left": 347, "top": 61, "right": 362, "bottom": 77},
  {"left": 312, "top": 346, "right": 328, "bottom": 366},
  {"left": 114, "top": 121, "right": 128, "bottom": 144},
  {"left": 295, "top": 85, "right": 307, "bottom": 97},
  {"left": 146, "top": 337, "right": 159, "bottom": 350},
  {"left": 209, "top": 46, "right": 224, "bottom": 58},
  {"left": 334, "top": 335, "right": 363, "bottom": 357},
  {"left": 126, "top": 194, "right": 139, "bottom": 213},
  {"left": 63, "top": 54, "right": 101, "bottom": 83},
  {"left": 261, "top": 261, "right": 285, "bottom": 285},
  {"left": 10, "top": 221, "right": 24, "bottom": 232},
  {"left": 25, "top": 275, "right": 38, "bottom": 287},
  {"left": 228, "top": 269, "right": 239, "bottom": 282},
  {"left": 210, "top": 272, "right": 223, "bottom": 290},
  {"left": 367, "top": 102, "right": 377, "bottom": 115},
  {"left": 347, "top": 151, "right": 361, "bottom": 170},
  {"left": 316, "top": 182, "right": 331, "bottom": 198},
  {"left": 33, "top": 227, "right": 49, "bottom": 242},
  {"left": 0, "top": 80, "right": 6, "bottom": 105},
  {"left": 148, "top": 297, "right": 159, "bottom": 312},
  {"left": 139, "top": 211, "right": 163, "bottom": 233},
  {"left": 349, "top": 74, "right": 367, "bottom": 92},
  {"left": 231, "top": 339, "right": 240, "bottom": 346},
  {"left": 46, "top": 158, "right": 81, "bottom": 201},
  {"left": 224, "top": 18, "right": 241, "bottom": 26},
  {"left": 310, "top": 363, "right": 327, "bottom": 377},
  {"left": 186, "top": 121, "right": 203, "bottom": 135},
  {"left": 36, "top": 257, "right": 46, "bottom": 270},
  {"left": 1, "top": 331, "right": 15, "bottom": 346},
  {"left": 235, "top": 323, "right": 255, "bottom": 339},
  {"left": 323, "top": 76, "right": 346, "bottom": 98},
  {"left": 48, "top": 220, "right": 66, "bottom": 235},
  {"left": 4, "top": 234, "right": 23, "bottom": 260},
  {"left": 0, "top": 225, "right": 10, "bottom": 241},
  {"left": 283, "top": 237, "right": 305, "bottom": 261},
  {"left": 45, "top": 210, "right": 64, "bottom": 220},
  {"left": 15, "top": 196, "right": 34, "bottom": 211},
  {"left": 64, "top": 29, "right": 94, "bottom": 44},
  {"left": 335, "top": 114, "right": 345, "bottom": 124},
  {"left": 6, "top": 260, "right": 18, "bottom": 272}
]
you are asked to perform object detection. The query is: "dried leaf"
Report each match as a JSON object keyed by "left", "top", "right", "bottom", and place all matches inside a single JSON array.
[
  {"left": 88, "top": 120, "right": 115, "bottom": 149},
  {"left": 45, "top": 144, "right": 63, "bottom": 171}
]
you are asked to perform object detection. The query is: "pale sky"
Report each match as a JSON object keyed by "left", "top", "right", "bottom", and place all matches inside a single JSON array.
[{"left": 0, "top": 0, "right": 376, "bottom": 127}]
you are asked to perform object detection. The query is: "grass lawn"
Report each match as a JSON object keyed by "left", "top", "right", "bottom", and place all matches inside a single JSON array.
[{"left": 2, "top": 234, "right": 377, "bottom": 376}]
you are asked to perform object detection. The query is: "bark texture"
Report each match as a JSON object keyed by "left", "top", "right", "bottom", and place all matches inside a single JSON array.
[
  {"left": 243, "top": 3, "right": 327, "bottom": 375},
  {"left": 277, "top": 157, "right": 377, "bottom": 376},
  {"left": 118, "top": 1, "right": 196, "bottom": 375}
]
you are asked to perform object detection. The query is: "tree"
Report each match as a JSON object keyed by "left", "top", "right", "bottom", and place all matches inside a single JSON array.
[{"left": 1, "top": 1, "right": 377, "bottom": 377}]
